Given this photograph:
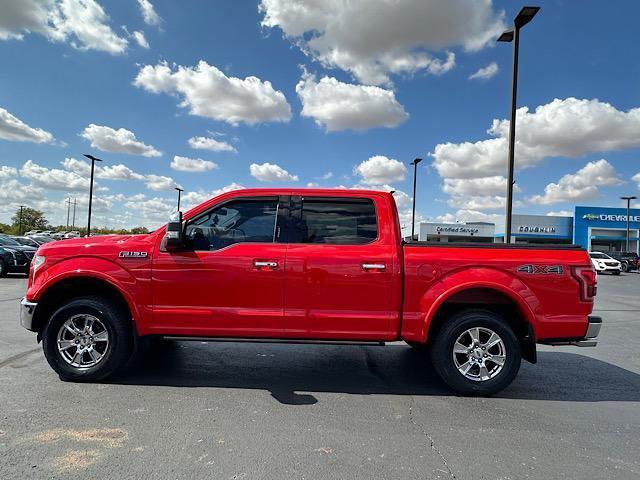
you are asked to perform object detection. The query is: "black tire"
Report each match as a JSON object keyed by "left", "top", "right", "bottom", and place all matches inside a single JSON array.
[
  {"left": 42, "top": 296, "right": 133, "bottom": 382},
  {"left": 621, "top": 262, "right": 629, "bottom": 273},
  {"left": 0, "top": 259, "right": 7, "bottom": 277},
  {"left": 430, "top": 309, "right": 521, "bottom": 396}
]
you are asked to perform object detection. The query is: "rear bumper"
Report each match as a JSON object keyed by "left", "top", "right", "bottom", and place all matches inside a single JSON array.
[
  {"left": 20, "top": 298, "right": 38, "bottom": 332},
  {"left": 540, "top": 316, "right": 602, "bottom": 347}
]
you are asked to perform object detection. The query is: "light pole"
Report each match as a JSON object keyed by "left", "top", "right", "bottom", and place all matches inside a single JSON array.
[
  {"left": 621, "top": 196, "right": 637, "bottom": 252},
  {"left": 83, "top": 154, "right": 103, "bottom": 237},
  {"left": 72, "top": 198, "right": 77, "bottom": 230},
  {"left": 18, "top": 205, "right": 25, "bottom": 235},
  {"left": 175, "top": 187, "right": 184, "bottom": 211},
  {"left": 497, "top": 6, "right": 540, "bottom": 243},
  {"left": 410, "top": 158, "right": 422, "bottom": 241}
]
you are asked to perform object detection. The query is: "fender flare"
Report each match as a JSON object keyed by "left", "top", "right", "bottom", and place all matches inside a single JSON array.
[
  {"left": 419, "top": 267, "right": 541, "bottom": 342},
  {"left": 32, "top": 256, "right": 141, "bottom": 328}
]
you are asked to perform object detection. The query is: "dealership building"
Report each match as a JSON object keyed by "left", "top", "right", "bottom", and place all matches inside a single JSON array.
[
  {"left": 417, "top": 205, "right": 639, "bottom": 253},
  {"left": 573, "top": 206, "right": 640, "bottom": 253}
]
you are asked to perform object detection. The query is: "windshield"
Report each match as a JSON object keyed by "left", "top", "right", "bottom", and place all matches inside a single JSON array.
[
  {"left": 33, "top": 236, "right": 55, "bottom": 243},
  {"left": 590, "top": 252, "right": 609, "bottom": 259},
  {"left": 0, "top": 236, "right": 21, "bottom": 246}
]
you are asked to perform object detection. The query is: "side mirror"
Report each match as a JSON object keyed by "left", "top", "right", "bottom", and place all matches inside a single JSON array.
[{"left": 163, "top": 211, "right": 185, "bottom": 251}]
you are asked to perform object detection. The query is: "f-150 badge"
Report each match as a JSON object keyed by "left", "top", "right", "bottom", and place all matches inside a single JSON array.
[{"left": 119, "top": 251, "right": 148, "bottom": 258}]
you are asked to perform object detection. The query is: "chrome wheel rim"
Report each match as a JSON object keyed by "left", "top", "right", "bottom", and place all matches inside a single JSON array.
[
  {"left": 56, "top": 314, "right": 109, "bottom": 369},
  {"left": 452, "top": 327, "right": 506, "bottom": 382}
]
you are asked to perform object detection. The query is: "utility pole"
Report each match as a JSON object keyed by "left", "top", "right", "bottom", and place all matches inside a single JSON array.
[
  {"left": 72, "top": 198, "right": 77, "bottom": 230},
  {"left": 83, "top": 154, "right": 103, "bottom": 237},
  {"left": 18, "top": 205, "right": 25, "bottom": 235},
  {"left": 410, "top": 158, "right": 422, "bottom": 241},
  {"left": 65, "top": 197, "right": 71, "bottom": 229},
  {"left": 621, "top": 196, "right": 637, "bottom": 252},
  {"left": 497, "top": 6, "right": 540, "bottom": 243}
]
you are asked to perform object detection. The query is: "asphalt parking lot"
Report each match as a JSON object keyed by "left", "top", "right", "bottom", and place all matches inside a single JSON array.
[{"left": 1, "top": 273, "right": 639, "bottom": 479}]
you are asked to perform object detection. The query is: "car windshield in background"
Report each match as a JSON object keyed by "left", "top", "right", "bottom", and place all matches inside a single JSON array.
[
  {"left": 13, "top": 237, "right": 38, "bottom": 247},
  {"left": 32, "top": 236, "right": 55, "bottom": 244},
  {"left": 0, "top": 236, "right": 21, "bottom": 246},
  {"left": 590, "top": 252, "right": 609, "bottom": 259}
]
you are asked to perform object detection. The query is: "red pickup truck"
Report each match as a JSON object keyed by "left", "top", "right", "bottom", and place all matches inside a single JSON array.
[{"left": 20, "top": 188, "right": 601, "bottom": 395}]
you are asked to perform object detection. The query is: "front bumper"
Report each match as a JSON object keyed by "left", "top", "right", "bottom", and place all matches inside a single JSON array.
[
  {"left": 20, "top": 298, "right": 38, "bottom": 331},
  {"left": 541, "top": 316, "right": 602, "bottom": 347}
]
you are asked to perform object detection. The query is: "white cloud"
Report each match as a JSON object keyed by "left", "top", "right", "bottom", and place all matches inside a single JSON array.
[
  {"left": 0, "top": 0, "right": 128, "bottom": 54},
  {"left": 469, "top": 62, "right": 498, "bottom": 80},
  {"left": 0, "top": 107, "right": 56, "bottom": 144},
  {"left": 354, "top": 155, "right": 406, "bottom": 185},
  {"left": 546, "top": 210, "right": 572, "bottom": 217},
  {"left": 20, "top": 159, "right": 91, "bottom": 191},
  {"left": 145, "top": 174, "right": 179, "bottom": 191},
  {"left": 137, "top": 0, "right": 161, "bottom": 26},
  {"left": 134, "top": 60, "right": 292, "bottom": 125},
  {"left": 295, "top": 72, "right": 408, "bottom": 131},
  {"left": 61, "top": 157, "right": 145, "bottom": 181},
  {"left": 188, "top": 135, "right": 237, "bottom": 153},
  {"left": 320, "top": 172, "right": 333, "bottom": 180},
  {"left": 0, "top": 166, "right": 18, "bottom": 179},
  {"left": 170, "top": 155, "right": 218, "bottom": 173},
  {"left": 437, "top": 209, "right": 500, "bottom": 224},
  {"left": 80, "top": 124, "right": 161, "bottom": 157},
  {"left": 131, "top": 30, "right": 149, "bottom": 49},
  {"left": 529, "top": 159, "right": 623, "bottom": 205},
  {"left": 259, "top": 0, "right": 504, "bottom": 85},
  {"left": 633, "top": 172, "right": 640, "bottom": 189},
  {"left": 181, "top": 183, "right": 244, "bottom": 210},
  {"left": 250, "top": 162, "right": 298, "bottom": 182},
  {"left": 432, "top": 98, "right": 640, "bottom": 180}
]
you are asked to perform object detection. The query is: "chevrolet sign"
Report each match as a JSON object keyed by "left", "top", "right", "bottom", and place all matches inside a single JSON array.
[{"left": 583, "top": 213, "right": 640, "bottom": 222}]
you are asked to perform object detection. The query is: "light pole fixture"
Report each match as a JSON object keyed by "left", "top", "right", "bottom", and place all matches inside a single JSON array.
[
  {"left": 498, "top": 6, "right": 540, "bottom": 243},
  {"left": 621, "top": 196, "right": 637, "bottom": 252},
  {"left": 18, "top": 205, "right": 25, "bottom": 236},
  {"left": 72, "top": 198, "right": 77, "bottom": 230},
  {"left": 410, "top": 158, "right": 422, "bottom": 241},
  {"left": 65, "top": 197, "right": 71, "bottom": 230},
  {"left": 175, "top": 187, "right": 184, "bottom": 211},
  {"left": 83, "top": 154, "right": 103, "bottom": 237}
]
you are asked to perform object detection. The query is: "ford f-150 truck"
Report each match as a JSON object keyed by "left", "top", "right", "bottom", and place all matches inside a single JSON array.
[{"left": 20, "top": 189, "right": 601, "bottom": 395}]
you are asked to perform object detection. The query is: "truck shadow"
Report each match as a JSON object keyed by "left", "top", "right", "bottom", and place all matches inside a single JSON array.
[{"left": 110, "top": 342, "right": 640, "bottom": 405}]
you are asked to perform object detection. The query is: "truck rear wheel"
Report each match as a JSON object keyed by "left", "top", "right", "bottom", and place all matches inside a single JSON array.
[
  {"left": 430, "top": 309, "right": 521, "bottom": 396},
  {"left": 42, "top": 296, "right": 133, "bottom": 382}
]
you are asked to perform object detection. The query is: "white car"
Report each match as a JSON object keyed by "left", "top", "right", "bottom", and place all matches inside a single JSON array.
[
  {"left": 589, "top": 251, "right": 622, "bottom": 275},
  {"left": 64, "top": 231, "right": 80, "bottom": 238},
  {"left": 51, "top": 232, "right": 67, "bottom": 240}
]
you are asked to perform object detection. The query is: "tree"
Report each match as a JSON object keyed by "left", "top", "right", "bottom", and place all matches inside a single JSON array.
[
  {"left": 11, "top": 207, "right": 50, "bottom": 234},
  {"left": 130, "top": 226, "right": 149, "bottom": 234}
]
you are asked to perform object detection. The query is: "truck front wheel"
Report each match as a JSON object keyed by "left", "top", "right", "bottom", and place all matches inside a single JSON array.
[
  {"left": 430, "top": 309, "right": 521, "bottom": 396},
  {"left": 42, "top": 296, "right": 133, "bottom": 382}
]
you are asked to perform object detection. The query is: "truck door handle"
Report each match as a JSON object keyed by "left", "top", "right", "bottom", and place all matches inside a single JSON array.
[
  {"left": 254, "top": 260, "right": 278, "bottom": 270},
  {"left": 362, "top": 263, "right": 386, "bottom": 271}
]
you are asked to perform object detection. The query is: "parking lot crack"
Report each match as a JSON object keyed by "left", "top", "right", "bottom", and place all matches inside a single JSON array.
[
  {"left": 0, "top": 347, "right": 40, "bottom": 368},
  {"left": 408, "top": 395, "right": 457, "bottom": 480}
]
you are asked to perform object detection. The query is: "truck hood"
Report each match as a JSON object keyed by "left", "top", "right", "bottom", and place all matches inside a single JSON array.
[{"left": 37, "top": 233, "right": 155, "bottom": 257}]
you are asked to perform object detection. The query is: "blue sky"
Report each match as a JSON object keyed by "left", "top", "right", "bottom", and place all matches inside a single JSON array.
[{"left": 1, "top": 0, "right": 639, "bottom": 231}]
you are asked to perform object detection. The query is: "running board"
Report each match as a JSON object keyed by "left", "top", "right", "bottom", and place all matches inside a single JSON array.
[{"left": 162, "top": 336, "right": 386, "bottom": 346}]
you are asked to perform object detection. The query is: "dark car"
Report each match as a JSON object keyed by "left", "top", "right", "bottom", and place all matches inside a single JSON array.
[
  {"left": 606, "top": 251, "right": 639, "bottom": 272},
  {"left": 0, "top": 235, "right": 37, "bottom": 277},
  {"left": 13, "top": 236, "right": 55, "bottom": 247}
]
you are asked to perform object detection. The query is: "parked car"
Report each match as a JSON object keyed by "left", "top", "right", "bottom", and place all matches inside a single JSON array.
[
  {"left": 589, "top": 251, "right": 622, "bottom": 274},
  {"left": 605, "top": 251, "right": 639, "bottom": 272},
  {"left": 14, "top": 235, "right": 55, "bottom": 247},
  {"left": 51, "top": 232, "right": 68, "bottom": 240},
  {"left": 39, "top": 231, "right": 54, "bottom": 237},
  {"left": 20, "top": 188, "right": 601, "bottom": 396},
  {"left": 24, "top": 230, "right": 42, "bottom": 236},
  {"left": 64, "top": 231, "right": 80, "bottom": 239},
  {"left": 0, "top": 235, "right": 37, "bottom": 276}
]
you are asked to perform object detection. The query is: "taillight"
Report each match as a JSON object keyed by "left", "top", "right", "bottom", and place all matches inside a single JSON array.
[{"left": 572, "top": 266, "right": 597, "bottom": 302}]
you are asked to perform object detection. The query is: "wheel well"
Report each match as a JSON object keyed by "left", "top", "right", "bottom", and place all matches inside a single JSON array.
[
  {"left": 33, "top": 277, "right": 133, "bottom": 338},
  {"left": 427, "top": 288, "right": 537, "bottom": 363}
]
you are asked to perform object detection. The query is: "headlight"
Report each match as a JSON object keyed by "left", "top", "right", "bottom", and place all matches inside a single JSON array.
[{"left": 32, "top": 254, "right": 45, "bottom": 276}]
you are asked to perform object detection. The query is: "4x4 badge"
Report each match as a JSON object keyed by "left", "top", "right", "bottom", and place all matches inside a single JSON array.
[{"left": 517, "top": 264, "right": 563, "bottom": 274}]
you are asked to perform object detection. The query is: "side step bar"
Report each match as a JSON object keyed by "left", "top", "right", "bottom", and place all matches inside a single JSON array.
[{"left": 162, "top": 336, "right": 386, "bottom": 347}]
